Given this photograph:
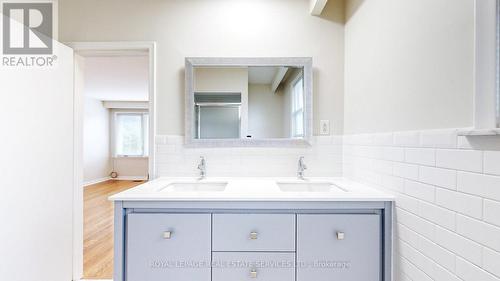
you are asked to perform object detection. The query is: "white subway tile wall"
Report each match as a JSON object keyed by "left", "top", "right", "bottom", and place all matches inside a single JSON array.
[
  {"left": 155, "top": 135, "right": 343, "bottom": 177},
  {"left": 154, "top": 130, "right": 499, "bottom": 281},
  {"left": 344, "top": 129, "right": 500, "bottom": 281},
  {"left": 484, "top": 151, "right": 500, "bottom": 175}
]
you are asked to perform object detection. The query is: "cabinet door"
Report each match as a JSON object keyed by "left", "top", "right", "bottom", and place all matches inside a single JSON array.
[
  {"left": 126, "top": 213, "right": 211, "bottom": 281},
  {"left": 212, "top": 252, "right": 295, "bottom": 281},
  {"left": 297, "top": 214, "right": 381, "bottom": 281}
]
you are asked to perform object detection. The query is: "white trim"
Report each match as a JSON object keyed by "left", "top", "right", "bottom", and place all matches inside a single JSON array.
[
  {"left": 114, "top": 176, "right": 148, "bottom": 181},
  {"left": 72, "top": 53, "right": 84, "bottom": 281},
  {"left": 271, "top": 67, "right": 288, "bottom": 92},
  {"left": 102, "top": 101, "right": 148, "bottom": 109},
  {"left": 457, "top": 128, "right": 500, "bottom": 136},
  {"left": 75, "top": 49, "right": 147, "bottom": 57},
  {"left": 112, "top": 156, "right": 149, "bottom": 159},
  {"left": 69, "top": 41, "right": 156, "bottom": 281},
  {"left": 309, "top": 0, "right": 328, "bottom": 16},
  {"left": 66, "top": 41, "right": 155, "bottom": 53},
  {"left": 474, "top": 0, "right": 498, "bottom": 129},
  {"left": 497, "top": 0, "right": 500, "bottom": 127},
  {"left": 83, "top": 177, "right": 111, "bottom": 187}
]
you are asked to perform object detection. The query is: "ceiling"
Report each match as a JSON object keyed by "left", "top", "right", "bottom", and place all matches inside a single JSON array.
[
  {"left": 248, "top": 66, "right": 279, "bottom": 84},
  {"left": 84, "top": 55, "right": 149, "bottom": 101}
]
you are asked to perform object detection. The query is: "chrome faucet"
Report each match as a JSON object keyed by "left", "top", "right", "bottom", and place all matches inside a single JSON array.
[
  {"left": 297, "top": 156, "right": 307, "bottom": 179},
  {"left": 197, "top": 156, "right": 206, "bottom": 179}
]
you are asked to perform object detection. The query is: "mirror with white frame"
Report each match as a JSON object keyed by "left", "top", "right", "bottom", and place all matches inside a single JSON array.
[{"left": 185, "top": 57, "right": 312, "bottom": 146}]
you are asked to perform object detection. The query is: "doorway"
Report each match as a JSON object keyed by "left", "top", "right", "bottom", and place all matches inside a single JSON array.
[{"left": 70, "top": 42, "right": 156, "bottom": 280}]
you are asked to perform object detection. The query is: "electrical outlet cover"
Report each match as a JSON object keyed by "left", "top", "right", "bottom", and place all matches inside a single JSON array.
[{"left": 320, "top": 120, "right": 330, "bottom": 135}]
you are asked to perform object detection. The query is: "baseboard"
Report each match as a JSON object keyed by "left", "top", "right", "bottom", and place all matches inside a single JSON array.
[
  {"left": 83, "top": 177, "right": 111, "bottom": 187},
  {"left": 114, "top": 176, "right": 148, "bottom": 181}
]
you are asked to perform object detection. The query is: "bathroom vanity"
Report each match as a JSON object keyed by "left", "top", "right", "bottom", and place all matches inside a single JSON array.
[{"left": 110, "top": 178, "right": 394, "bottom": 281}]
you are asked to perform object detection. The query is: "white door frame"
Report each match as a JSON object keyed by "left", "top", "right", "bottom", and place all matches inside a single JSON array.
[{"left": 67, "top": 41, "right": 157, "bottom": 281}]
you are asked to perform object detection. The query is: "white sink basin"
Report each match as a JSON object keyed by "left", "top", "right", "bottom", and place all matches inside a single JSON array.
[
  {"left": 161, "top": 181, "right": 228, "bottom": 192},
  {"left": 277, "top": 181, "right": 348, "bottom": 192}
]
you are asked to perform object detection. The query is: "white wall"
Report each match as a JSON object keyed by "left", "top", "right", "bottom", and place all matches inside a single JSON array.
[
  {"left": 194, "top": 67, "right": 249, "bottom": 137},
  {"left": 343, "top": 2, "right": 500, "bottom": 281},
  {"left": 0, "top": 28, "right": 75, "bottom": 281},
  {"left": 248, "top": 83, "right": 285, "bottom": 138},
  {"left": 344, "top": 0, "right": 474, "bottom": 134},
  {"left": 195, "top": 69, "right": 290, "bottom": 139},
  {"left": 344, "top": 129, "right": 500, "bottom": 281},
  {"left": 83, "top": 55, "right": 150, "bottom": 182},
  {"left": 83, "top": 97, "right": 111, "bottom": 183},
  {"left": 59, "top": 0, "right": 346, "bottom": 135},
  {"left": 84, "top": 56, "right": 149, "bottom": 101},
  {"left": 113, "top": 157, "right": 149, "bottom": 180}
]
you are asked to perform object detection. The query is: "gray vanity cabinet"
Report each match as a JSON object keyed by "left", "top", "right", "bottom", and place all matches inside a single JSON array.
[
  {"left": 212, "top": 252, "right": 295, "bottom": 281},
  {"left": 126, "top": 213, "right": 211, "bottom": 281},
  {"left": 212, "top": 214, "right": 295, "bottom": 251},
  {"left": 117, "top": 201, "right": 392, "bottom": 281},
  {"left": 297, "top": 214, "right": 381, "bottom": 281}
]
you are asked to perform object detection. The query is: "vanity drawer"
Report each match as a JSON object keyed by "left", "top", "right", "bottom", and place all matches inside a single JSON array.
[
  {"left": 212, "top": 252, "right": 295, "bottom": 281},
  {"left": 126, "top": 213, "right": 211, "bottom": 281},
  {"left": 212, "top": 214, "right": 295, "bottom": 251},
  {"left": 297, "top": 214, "right": 381, "bottom": 281}
]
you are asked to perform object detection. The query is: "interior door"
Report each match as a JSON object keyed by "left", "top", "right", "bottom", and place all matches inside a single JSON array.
[{"left": 0, "top": 39, "right": 75, "bottom": 281}]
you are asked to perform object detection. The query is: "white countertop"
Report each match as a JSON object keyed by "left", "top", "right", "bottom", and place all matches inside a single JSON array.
[{"left": 109, "top": 177, "right": 394, "bottom": 202}]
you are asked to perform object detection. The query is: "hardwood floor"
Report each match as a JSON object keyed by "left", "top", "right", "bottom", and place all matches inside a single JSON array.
[{"left": 83, "top": 180, "right": 145, "bottom": 279}]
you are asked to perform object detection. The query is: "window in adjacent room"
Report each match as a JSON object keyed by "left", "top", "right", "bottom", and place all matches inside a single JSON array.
[
  {"left": 291, "top": 75, "right": 304, "bottom": 138},
  {"left": 114, "top": 112, "right": 149, "bottom": 157}
]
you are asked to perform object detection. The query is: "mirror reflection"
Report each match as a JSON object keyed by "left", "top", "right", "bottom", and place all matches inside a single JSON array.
[{"left": 193, "top": 66, "right": 305, "bottom": 139}]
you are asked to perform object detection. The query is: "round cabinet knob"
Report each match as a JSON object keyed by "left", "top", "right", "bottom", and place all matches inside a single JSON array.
[
  {"left": 163, "top": 231, "right": 173, "bottom": 239},
  {"left": 336, "top": 231, "right": 345, "bottom": 240},
  {"left": 249, "top": 231, "right": 258, "bottom": 240},
  {"left": 250, "top": 269, "right": 258, "bottom": 278}
]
